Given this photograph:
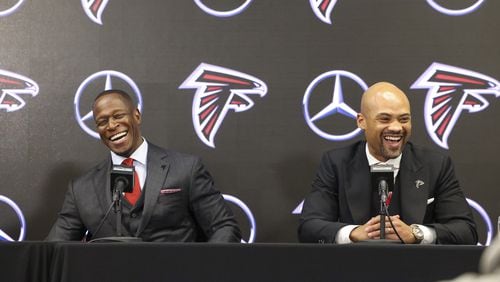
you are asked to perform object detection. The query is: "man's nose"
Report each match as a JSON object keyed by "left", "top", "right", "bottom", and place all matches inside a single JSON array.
[
  {"left": 107, "top": 118, "right": 119, "bottom": 130},
  {"left": 387, "top": 120, "right": 403, "bottom": 131}
]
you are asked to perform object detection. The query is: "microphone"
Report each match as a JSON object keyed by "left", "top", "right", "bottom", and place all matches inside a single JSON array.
[
  {"left": 110, "top": 165, "right": 134, "bottom": 194},
  {"left": 88, "top": 164, "right": 141, "bottom": 243},
  {"left": 113, "top": 176, "right": 129, "bottom": 196},
  {"left": 378, "top": 179, "right": 388, "bottom": 239},
  {"left": 379, "top": 179, "right": 388, "bottom": 205},
  {"left": 370, "top": 165, "right": 394, "bottom": 242}
]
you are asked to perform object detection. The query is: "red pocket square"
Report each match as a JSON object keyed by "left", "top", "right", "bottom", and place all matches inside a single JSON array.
[{"left": 160, "top": 188, "right": 182, "bottom": 194}]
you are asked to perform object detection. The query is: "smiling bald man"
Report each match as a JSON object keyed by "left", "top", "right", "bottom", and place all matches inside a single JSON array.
[{"left": 299, "top": 82, "right": 477, "bottom": 245}]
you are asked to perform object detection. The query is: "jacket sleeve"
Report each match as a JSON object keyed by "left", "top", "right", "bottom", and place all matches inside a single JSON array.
[
  {"left": 188, "top": 157, "right": 242, "bottom": 243},
  {"left": 426, "top": 155, "right": 478, "bottom": 245},
  {"left": 298, "top": 152, "right": 348, "bottom": 243},
  {"left": 46, "top": 181, "right": 86, "bottom": 241}
]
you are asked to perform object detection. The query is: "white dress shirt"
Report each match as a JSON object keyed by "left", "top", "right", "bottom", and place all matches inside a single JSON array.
[{"left": 110, "top": 138, "right": 148, "bottom": 190}]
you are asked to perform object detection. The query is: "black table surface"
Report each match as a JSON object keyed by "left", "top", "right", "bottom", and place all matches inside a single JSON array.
[{"left": 0, "top": 242, "right": 485, "bottom": 282}]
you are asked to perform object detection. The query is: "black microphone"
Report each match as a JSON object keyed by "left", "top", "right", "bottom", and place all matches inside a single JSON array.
[
  {"left": 378, "top": 179, "right": 388, "bottom": 239},
  {"left": 379, "top": 179, "right": 388, "bottom": 205},
  {"left": 113, "top": 176, "right": 129, "bottom": 195},
  {"left": 110, "top": 165, "right": 134, "bottom": 193}
]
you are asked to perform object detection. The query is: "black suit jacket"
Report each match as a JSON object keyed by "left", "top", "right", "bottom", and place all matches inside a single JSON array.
[
  {"left": 47, "top": 142, "right": 241, "bottom": 242},
  {"left": 298, "top": 141, "right": 477, "bottom": 244}
]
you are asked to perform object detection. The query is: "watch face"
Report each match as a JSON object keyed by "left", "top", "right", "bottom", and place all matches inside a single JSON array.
[{"left": 412, "top": 225, "right": 424, "bottom": 240}]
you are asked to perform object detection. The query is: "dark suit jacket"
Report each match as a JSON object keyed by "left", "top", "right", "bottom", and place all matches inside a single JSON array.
[
  {"left": 47, "top": 142, "right": 241, "bottom": 242},
  {"left": 298, "top": 141, "right": 477, "bottom": 244}
]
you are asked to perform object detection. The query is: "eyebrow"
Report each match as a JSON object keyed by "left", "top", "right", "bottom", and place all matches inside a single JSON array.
[{"left": 375, "top": 112, "right": 411, "bottom": 118}]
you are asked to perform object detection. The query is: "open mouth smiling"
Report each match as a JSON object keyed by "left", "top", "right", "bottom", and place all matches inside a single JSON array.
[{"left": 109, "top": 131, "right": 127, "bottom": 142}]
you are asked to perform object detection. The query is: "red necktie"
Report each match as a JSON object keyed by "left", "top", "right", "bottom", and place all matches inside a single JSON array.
[{"left": 121, "top": 158, "right": 141, "bottom": 205}]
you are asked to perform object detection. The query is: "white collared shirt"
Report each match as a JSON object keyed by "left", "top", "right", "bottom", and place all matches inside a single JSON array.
[
  {"left": 110, "top": 138, "right": 148, "bottom": 190},
  {"left": 365, "top": 144, "right": 401, "bottom": 180}
]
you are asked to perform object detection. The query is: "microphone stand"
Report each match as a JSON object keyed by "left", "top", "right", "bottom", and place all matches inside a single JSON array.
[
  {"left": 114, "top": 187, "right": 124, "bottom": 237},
  {"left": 89, "top": 183, "right": 142, "bottom": 243},
  {"left": 379, "top": 190, "right": 386, "bottom": 240},
  {"left": 359, "top": 179, "right": 401, "bottom": 244}
]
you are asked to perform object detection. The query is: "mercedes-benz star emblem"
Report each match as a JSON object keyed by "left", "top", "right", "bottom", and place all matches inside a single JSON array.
[
  {"left": 0, "top": 195, "right": 26, "bottom": 241},
  {"left": 193, "top": 0, "right": 253, "bottom": 17},
  {"left": 74, "top": 70, "right": 143, "bottom": 139},
  {"left": 0, "top": 0, "right": 25, "bottom": 17},
  {"left": 303, "top": 70, "right": 367, "bottom": 141},
  {"left": 426, "top": 0, "right": 485, "bottom": 16}
]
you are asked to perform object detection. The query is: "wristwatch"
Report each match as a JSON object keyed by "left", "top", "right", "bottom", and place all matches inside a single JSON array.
[{"left": 410, "top": 224, "right": 424, "bottom": 243}]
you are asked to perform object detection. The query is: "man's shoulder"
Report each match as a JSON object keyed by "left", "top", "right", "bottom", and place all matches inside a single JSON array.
[
  {"left": 405, "top": 142, "right": 450, "bottom": 162},
  {"left": 148, "top": 142, "right": 201, "bottom": 164}
]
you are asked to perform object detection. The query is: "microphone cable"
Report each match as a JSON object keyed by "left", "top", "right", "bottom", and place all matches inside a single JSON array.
[
  {"left": 87, "top": 200, "right": 115, "bottom": 243},
  {"left": 384, "top": 203, "right": 405, "bottom": 244}
]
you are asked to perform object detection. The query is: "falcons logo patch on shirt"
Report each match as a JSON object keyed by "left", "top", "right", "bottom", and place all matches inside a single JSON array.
[
  {"left": 411, "top": 62, "right": 500, "bottom": 149},
  {"left": 179, "top": 63, "right": 267, "bottom": 148}
]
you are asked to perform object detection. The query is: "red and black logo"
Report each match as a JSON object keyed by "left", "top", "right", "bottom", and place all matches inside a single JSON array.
[
  {"left": 179, "top": 63, "right": 267, "bottom": 148},
  {"left": 412, "top": 62, "right": 500, "bottom": 149},
  {"left": 0, "top": 69, "right": 39, "bottom": 112}
]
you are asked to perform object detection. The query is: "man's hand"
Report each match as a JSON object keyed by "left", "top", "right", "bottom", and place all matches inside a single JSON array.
[{"left": 349, "top": 215, "right": 419, "bottom": 244}]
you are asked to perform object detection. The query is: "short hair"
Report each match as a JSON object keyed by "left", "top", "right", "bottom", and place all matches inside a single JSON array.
[{"left": 93, "top": 89, "right": 136, "bottom": 111}]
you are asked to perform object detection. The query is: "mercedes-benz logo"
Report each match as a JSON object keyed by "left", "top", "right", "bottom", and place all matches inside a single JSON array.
[
  {"left": 0, "top": 195, "right": 26, "bottom": 241},
  {"left": 193, "top": 0, "right": 253, "bottom": 17},
  {"left": 74, "top": 70, "right": 143, "bottom": 139},
  {"left": 303, "top": 70, "right": 367, "bottom": 141},
  {"left": 426, "top": 0, "right": 485, "bottom": 16},
  {"left": 223, "top": 194, "right": 256, "bottom": 243},
  {"left": 0, "top": 0, "right": 25, "bottom": 17},
  {"left": 466, "top": 198, "right": 493, "bottom": 246}
]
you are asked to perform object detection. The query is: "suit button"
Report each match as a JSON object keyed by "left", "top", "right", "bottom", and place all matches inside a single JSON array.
[{"left": 131, "top": 213, "right": 137, "bottom": 218}]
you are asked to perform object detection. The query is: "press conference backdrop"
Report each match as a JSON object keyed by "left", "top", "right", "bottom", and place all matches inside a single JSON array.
[{"left": 0, "top": 0, "right": 499, "bottom": 243}]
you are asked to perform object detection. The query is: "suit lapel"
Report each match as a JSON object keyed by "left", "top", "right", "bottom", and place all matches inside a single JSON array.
[
  {"left": 136, "top": 143, "right": 170, "bottom": 236},
  {"left": 345, "top": 142, "right": 372, "bottom": 223},
  {"left": 399, "top": 144, "right": 428, "bottom": 224}
]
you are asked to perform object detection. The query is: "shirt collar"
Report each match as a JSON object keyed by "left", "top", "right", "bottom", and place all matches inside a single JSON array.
[
  {"left": 365, "top": 143, "right": 401, "bottom": 169},
  {"left": 111, "top": 137, "right": 148, "bottom": 166}
]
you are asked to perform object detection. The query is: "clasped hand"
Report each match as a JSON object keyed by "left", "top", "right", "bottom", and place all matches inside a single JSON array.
[{"left": 349, "top": 215, "right": 418, "bottom": 244}]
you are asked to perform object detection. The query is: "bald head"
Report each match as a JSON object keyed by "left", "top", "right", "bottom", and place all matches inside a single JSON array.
[
  {"left": 360, "top": 82, "right": 410, "bottom": 118},
  {"left": 357, "top": 82, "right": 412, "bottom": 161}
]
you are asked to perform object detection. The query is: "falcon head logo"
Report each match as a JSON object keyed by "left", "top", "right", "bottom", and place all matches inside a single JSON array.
[
  {"left": 309, "top": 0, "right": 339, "bottom": 25},
  {"left": 81, "top": 0, "right": 110, "bottom": 25},
  {"left": 0, "top": 69, "right": 39, "bottom": 112},
  {"left": 411, "top": 62, "right": 500, "bottom": 149},
  {"left": 179, "top": 63, "right": 267, "bottom": 148}
]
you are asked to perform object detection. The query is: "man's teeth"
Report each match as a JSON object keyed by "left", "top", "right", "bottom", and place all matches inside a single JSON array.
[
  {"left": 110, "top": 132, "right": 127, "bottom": 141},
  {"left": 384, "top": 136, "right": 402, "bottom": 142}
]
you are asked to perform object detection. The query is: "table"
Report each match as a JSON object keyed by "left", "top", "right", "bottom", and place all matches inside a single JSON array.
[{"left": 0, "top": 242, "right": 485, "bottom": 282}]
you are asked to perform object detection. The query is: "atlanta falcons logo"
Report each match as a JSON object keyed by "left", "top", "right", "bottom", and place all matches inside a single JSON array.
[
  {"left": 309, "top": 0, "right": 339, "bottom": 24},
  {"left": 0, "top": 70, "right": 39, "bottom": 112},
  {"left": 179, "top": 63, "right": 267, "bottom": 148},
  {"left": 411, "top": 62, "right": 500, "bottom": 149},
  {"left": 81, "top": 0, "right": 109, "bottom": 25}
]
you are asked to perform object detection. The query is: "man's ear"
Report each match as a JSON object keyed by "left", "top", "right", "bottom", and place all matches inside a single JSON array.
[
  {"left": 357, "top": 113, "right": 366, "bottom": 130},
  {"left": 134, "top": 108, "right": 142, "bottom": 124}
]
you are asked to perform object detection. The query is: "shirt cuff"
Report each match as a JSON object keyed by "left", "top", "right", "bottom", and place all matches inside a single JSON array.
[
  {"left": 417, "top": 224, "right": 436, "bottom": 244},
  {"left": 335, "top": 225, "right": 359, "bottom": 244}
]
